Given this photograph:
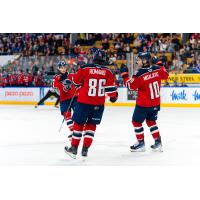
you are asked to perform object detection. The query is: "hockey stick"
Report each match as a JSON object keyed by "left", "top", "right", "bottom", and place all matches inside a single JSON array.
[{"left": 58, "top": 87, "right": 79, "bottom": 133}]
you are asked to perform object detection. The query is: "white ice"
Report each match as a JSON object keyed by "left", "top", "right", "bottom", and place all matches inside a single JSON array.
[{"left": 0, "top": 105, "right": 199, "bottom": 165}]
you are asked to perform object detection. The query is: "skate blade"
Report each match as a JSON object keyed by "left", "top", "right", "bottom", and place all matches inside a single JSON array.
[
  {"left": 81, "top": 156, "right": 87, "bottom": 162},
  {"left": 151, "top": 146, "right": 163, "bottom": 152},
  {"left": 130, "top": 147, "right": 146, "bottom": 152},
  {"left": 64, "top": 149, "right": 76, "bottom": 159}
]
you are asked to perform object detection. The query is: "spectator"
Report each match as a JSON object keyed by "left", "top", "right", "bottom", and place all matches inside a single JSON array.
[
  {"left": 159, "top": 40, "right": 168, "bottom": 52},
  {"left": 171, "top": 34, "right": 180, "bottom": 51},
  {"left": 173, "top": 56, "right": 183, "bottom": 71},
  {"left": 87, "top": 34, "right": 96, "bottom": 46},
  {"left": 102, "top": 38, "right": 109, "bottom": 50},
  {"left": 109, "top": 54, "right": 117, "bottom": 65},
  {"left": 159, "top": 52, "right": 167, "bottom": 67}
]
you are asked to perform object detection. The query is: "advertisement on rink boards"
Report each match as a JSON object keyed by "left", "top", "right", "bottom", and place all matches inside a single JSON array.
[
  {"left": 1, "top": 87, "right": 200, "bottom": 106},
  {"left": 126, "top": 87, "right": 200, "bottom": 105},
  {"left": 127, "top": 88, "right": 138, "bottom": 100},
  {"left": 0, "top": 87, "right": 40, "bottom": 103},
  {"left": 160, "top": 87, "right": 200, "bottom": 103},
  {"left": 162, "top": 74, "right": 200, "bottom": 84}
]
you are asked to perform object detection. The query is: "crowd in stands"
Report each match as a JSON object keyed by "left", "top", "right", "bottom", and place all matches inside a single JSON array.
[
  {"left": 0, "top": 33, "right": 71, "bottom": 56},
  {"left": 0, "top": 33, "right": 200, "bottom": 87}
]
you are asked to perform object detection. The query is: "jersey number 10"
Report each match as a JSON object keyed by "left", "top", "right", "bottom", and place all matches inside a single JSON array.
[
  {"left": 88, "top": 79, "right": 106, "bottom": 97},
  {"left": 149, "top": 81, "right": 160, "bottom": 99}
]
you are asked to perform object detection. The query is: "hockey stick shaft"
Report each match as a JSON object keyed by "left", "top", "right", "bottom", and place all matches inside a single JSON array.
[{"left": 58, "top": 87, "right": 78, "bottom": 133}]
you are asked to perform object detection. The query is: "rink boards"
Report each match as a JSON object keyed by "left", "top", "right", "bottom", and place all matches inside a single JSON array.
[{"left": 0, "top": 87, "right": 200, "bottom": 107}]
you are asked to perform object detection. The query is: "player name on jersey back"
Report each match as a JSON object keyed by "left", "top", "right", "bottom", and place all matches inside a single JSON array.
[
  {"left": 143, "top": 71, "right": 159, "bottom": 81},
  {"left": 89, "top": 69, "right": 106, "bottom": 76}
]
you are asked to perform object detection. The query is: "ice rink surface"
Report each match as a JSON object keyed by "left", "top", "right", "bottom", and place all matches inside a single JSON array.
[{"left": 0, "top": 105, "right": 199, "bottom": 166}]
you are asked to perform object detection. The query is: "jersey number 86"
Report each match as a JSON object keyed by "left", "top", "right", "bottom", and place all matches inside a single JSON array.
[{"left": 88, "top": 79, "right": 106, "bottom": 97}]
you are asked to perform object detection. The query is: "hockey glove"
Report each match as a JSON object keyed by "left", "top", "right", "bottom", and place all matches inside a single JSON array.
[
  {"left": 120, "top": 65, "right": 129, "bottom": 79},
  {"left": 110, "top": 92, "right": 118, "bottom": 103}
]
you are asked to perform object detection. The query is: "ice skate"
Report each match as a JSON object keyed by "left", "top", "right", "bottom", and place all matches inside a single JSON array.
[
  {"left": 150, "top": 137, "right": 163, "bottom": 152},
  {"left": 64, "top": 146, "right": 78, "bottom": 159},
  {"left": 81, "top": 146, "right": 89, "bottom": 157},
  {"left": 130, "top": 140, "right": 145, "bottom": 152}
]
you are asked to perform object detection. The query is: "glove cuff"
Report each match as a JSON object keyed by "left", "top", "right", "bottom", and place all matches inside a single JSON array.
[{"left": 120, "top": 72, "right": 129, "bottom": 79}]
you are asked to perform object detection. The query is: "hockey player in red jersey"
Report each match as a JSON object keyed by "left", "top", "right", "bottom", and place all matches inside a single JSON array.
[
  {"left": 120, "top": 52, "right": 168, "bottom": 152},
  {"left": 23, "top": 72, "right": 29, "bottom": 87},
  {"left": 53, "top": 60, "right": 78, "bottom": 140},
  {"left": 17, "top": 70, "right": 25, "bottom": 86},
  {"left": 0, "top": 73, "right": 8, "bottom": 87},
  {"left": 65, "top": 49, "right": 118, "bottom": 158},
  {"left": 8, "top": 72, "right": 17, "bottom": 86},
  {"left": 34, "top": 71, "right": 44, "bottom": 87}
]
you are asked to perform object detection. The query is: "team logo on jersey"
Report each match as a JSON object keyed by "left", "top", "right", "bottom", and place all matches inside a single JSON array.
[{"left": 62, "top": 79, "right": 72, "bottom": 92}]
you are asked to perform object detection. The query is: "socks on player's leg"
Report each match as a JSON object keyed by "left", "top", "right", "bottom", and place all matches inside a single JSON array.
[
  {"left": 146, "top": 120, "right": 160, "bottom": 140},
  {"left": 132, "top": 121, "right": 144, "bottom": 141},
  {"left": 83, "top": 123, "right": 96, "bottom": 148},
  {"left": 64, "top": 111, "right": 74, "bottom": 131},
  {"left": 71, "top": 122, "right": 84, "bottom": 147},
  {"left": 81, "top": 123, "right": 96, "bottom": 157},
  {"left": 63, "top": 111, "right": 74, "bottom": 139},
  {"left": 146, "top": 120, "right": 162, "bottom": 151}
]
